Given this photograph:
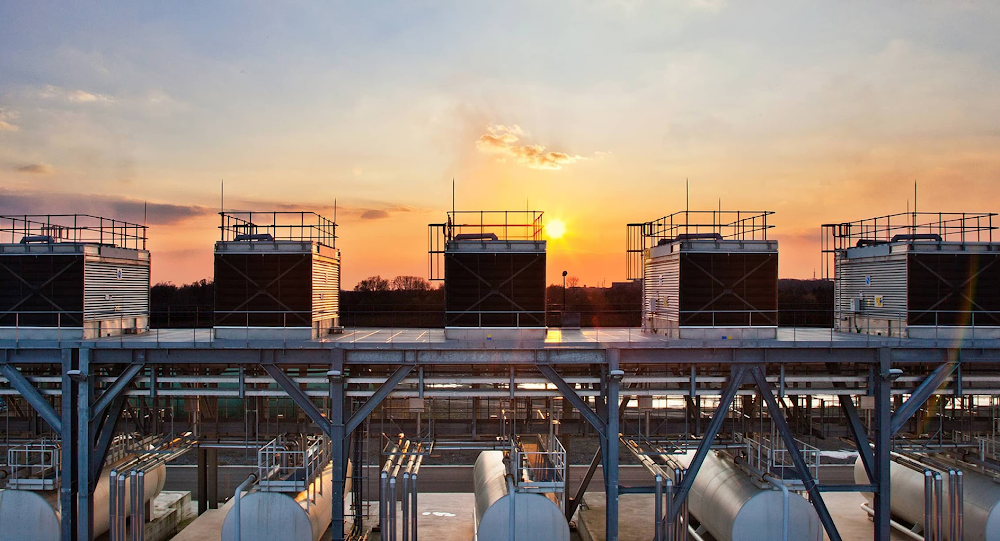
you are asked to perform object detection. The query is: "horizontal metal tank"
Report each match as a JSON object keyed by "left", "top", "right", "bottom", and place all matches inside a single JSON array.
[
  {"left": 854, "top": 455, "right": 1000, "bottom": 540},
  {"left": 472, "top": 450, "right": 570, "bottom": 541},
  {"left": 221, "top": 460, "right": 349, "bottom": 541},
  {"left": 0, "top": 462, "right": 166, "bottom": 541},
  {"left": 675, "top": 451, "right": 822, "bottom": 541}
]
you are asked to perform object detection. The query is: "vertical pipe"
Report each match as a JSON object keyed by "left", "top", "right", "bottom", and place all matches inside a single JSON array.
[
  {"left": 233, "top": 473, "right": 257, "bottom": 541},
  {"left": 934, "top": 472, "right": 944, "bottom": 541},
  {"left": 924, "top": 470, "right": 934, "bottom": 541},
  {"left": 137, "top": 470, "right": 146, "bottom": 541},
  {"left": 764, "top": 473, "right": 790, "bottom": 541},
  {"left": 130, "top": 469, "right": 139, "bottom": 541},
  {"left": 654, "top": 475, "right": 664, "bottom": 541},
  {"left": 118, "top": 471, "right": 128, "bottom": 541},
  {"left": 506, "top": 473, "right": 516, "bottom": 541},
  {"left": 955, "top": 470, "right": 964, "bottom": 541},
  {"left": 411, "top": 461, "right": 420, "bottom": 541},
  {"left": 949, "top": 469, "right": 957, "bottom": 541},
  {"left": 389, "top": 474, "right": 396, "bottom": 541},
  {"left": 401, "top": 471, "right": 410, "bottom": 541},
  {"left": 664, "top": 476, "right": 673, "bottom": 541},
  {"left": 110, "top": 470, "right": 119, "bottom": 541},
  {"left": 380, "top": 470, "right": 389, "bottom": 541}
]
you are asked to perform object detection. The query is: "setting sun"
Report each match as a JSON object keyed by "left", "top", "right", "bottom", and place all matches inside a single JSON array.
[{"left": 545, "top": 219, "right": 567, "bottom": 239}]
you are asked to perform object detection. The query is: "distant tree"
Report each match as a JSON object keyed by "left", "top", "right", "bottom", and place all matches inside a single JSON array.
[
  {"left": 567, "top": 276, "right": 580, "bottom": 288},
  {"left": 391, "top": 275, "right": 431, "bottom": 291},
  {"left": 355, "top": 275, "right": 391, "bottom": 292}
]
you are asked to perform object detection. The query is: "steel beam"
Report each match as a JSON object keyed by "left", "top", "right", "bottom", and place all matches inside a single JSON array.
[
  {"left": 261, "top": 363, "right": 334, "bottom": 436},
  {"left": 0, "top": 363, "right": 61, "bottom": 432},
  {"left": 90, "top": 362, "right": 144, "bottom": 421},
  {"left": 668, "top": 364, "right": 748, "bottom": 521},
  {"left": 890, "top": 355, "right": 959, "bottom": 435},
  {"left": 750, "top": 365, "right": 841, "bottom": 541},
  {"left": 537, "top": 363, "right": 607, "bottom": 438}
]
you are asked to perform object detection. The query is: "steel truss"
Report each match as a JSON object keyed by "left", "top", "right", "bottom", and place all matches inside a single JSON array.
[{"left": 2, "top": 341, "right": 999, "bottom": 540}]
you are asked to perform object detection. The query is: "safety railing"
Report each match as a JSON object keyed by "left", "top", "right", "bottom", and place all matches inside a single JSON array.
[
  {"left": 513, "top": 433, "right": 567, "bottom": 503},
  {"left": 257, "top": 434, "right": 331, "bottom": 493},
  {"left": 0, "top": 214, "right": 147, "bottom": 250},
  {"left": 737, "top": 432, "right": 820, "bottom": 485},
  {"left": 6, "top": 440, "right": 60, "bottom": 490},
  {"left": 219, "top": 211, "right": 337, "bottom": 246}
]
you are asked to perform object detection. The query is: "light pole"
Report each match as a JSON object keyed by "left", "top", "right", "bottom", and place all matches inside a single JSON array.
[{"left": 562, "top": 270, "right": 568, "bottom": 313}]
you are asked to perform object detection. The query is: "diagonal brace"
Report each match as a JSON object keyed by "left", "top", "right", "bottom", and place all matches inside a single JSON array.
[
  {"left": 839, "top": 395, "right": 875, "bottom": 483},
  {"left": 90, "top": 393, "right": 128, "bottom": 487},
  {"left": 537, "top": 364, "right": 607, "bottom": 439},
  {"left": 669, "top": 365, "right": 748, "bottom": 520},
  {"left": 1, "top": 363, "right": 61, "bottom": 433},
  {"left": 750, "top": 366, "right": 842, "bottom": 541},
  {"left": 90, "top": 363, "right": 144, "bottom": 422},
  {"left": 262, "top": 364, "right": 334, "bottom": 436},
  {"left": 346, "top": 364, "right": 413, "bottom": 434},
  {"left": 890, "top": 359, "right": 959, "bottom": 436}
]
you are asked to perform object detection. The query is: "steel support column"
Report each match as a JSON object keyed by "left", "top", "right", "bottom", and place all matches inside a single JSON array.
[
  {"left": 76, "top": 348, "right": 95, "bottom": 541},
  {"left": 749, "top": 365, "right": 841, "bottom": 541},
  {"left": 330, "top": 356, "right": 347, "bottom": 541},
  {"left": 60, "top": 348, "right": 78, "bottom": 540},
  {"left": 873, "top": 349, "right": 893, "bottom": 540},
  {"left": 605, "top": 349, "right": 621, "bottom": 541}
]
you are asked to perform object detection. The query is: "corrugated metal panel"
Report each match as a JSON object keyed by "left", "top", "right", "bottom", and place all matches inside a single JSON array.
[
  {"left": 834, "top": 253, "right": 907, "bottom": 322},
  {"left": 83, "top": 260, "right": 150, "bottom": 320},
  {"left": 643, "top": 249, "right": 680, "bottom": 325},
  {"left": 311, "top": 251, "right": 340, "bottom": 322}
]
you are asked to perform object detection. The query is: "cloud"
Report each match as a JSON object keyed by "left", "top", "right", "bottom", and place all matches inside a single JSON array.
[
  {"left": 0, "top": 189, "right": 213, "bottom": 225},
  {"left": 360, "top": 209, "right": 390, "bottom": 220},
  {"left": 38, "top": 85, "right": 114, "bottom": 104},
  {"left": 476, "top": 125, "right": 586, "bottom": 170},
  {"left": 14, "top": 164, "right": 52, "bottom": 174},
  {"left": 0, "top": 109, "right": 19, "bottom": 132}
]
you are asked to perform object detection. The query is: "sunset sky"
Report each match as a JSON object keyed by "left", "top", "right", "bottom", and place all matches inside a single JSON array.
[{"left": 2, "top": 1, "right": 999, "bottom": 288}]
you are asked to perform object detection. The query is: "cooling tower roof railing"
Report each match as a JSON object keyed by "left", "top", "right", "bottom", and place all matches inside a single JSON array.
[
  {"left": 0, "top": 214, "right": 148, "bottom": 250},
  {"left": 626, "top": 210, "right": 774, "bottom": 281},
  {"left": 219, "top": 211, "right": 337, "bottom": 246}
]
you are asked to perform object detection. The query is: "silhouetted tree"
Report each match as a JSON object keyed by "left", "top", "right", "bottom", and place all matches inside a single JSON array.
[
  {"left": 391, "top": 275, "right": 431, "bottom": 291},
  {"left": 355, "top": 275, "right": 391, "bottom": 292}
]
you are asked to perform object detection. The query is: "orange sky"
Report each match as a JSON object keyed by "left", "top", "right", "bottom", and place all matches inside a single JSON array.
[{"left": 2, "top": 2, "right": 999, "bottom": 288}]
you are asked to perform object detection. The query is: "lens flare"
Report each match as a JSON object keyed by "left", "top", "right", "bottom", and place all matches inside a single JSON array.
[{"left": 545, "top": 219, "right": 566, "bottom": 239}]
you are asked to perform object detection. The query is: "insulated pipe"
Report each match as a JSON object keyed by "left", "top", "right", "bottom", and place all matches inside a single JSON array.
[
  {"left": 117, "top": 471, "right": 128, "bottom": 541},
  {"left": 130, "top": 469, "right": 139, "bottom": 541},
  {"left": 763, "top": 474, "right": 790, "bottom": 541},
  {"left": 506, "top": 473, "right": 516, "bottom": 541},
  {"left": 924, "top": 471, "right": 934, "bottom": 541},
  {"left": 933, "top": 477, "right": 941, "bottom": 541},
  {"left": 949, "top": 469, "right": 957, "bottom": 541},
  {"left": 410, "top": 455, "right": 422, "bottom": 541},
  {"left": 401, "top": 471, "right": 410, "bottom": 541},
  {"left": 955, "top": 470, "right": 964, "bottom": 541},
  {"left": 232, "top": 473, "right": 258, "bottom": 541},
  {"left": 109, "top": 470, "right": 119, "bottom": 541},
  {"left": 664, "top": 476, "right": 674, "bottom": 541},
  {"left": 655, "top": 475, "right": 664, "bottom": 541}
]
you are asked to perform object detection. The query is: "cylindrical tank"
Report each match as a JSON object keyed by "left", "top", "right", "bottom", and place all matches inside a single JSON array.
[
  {"left": 472, "top": 450, "right": 570, "bottom": 541},
  {"left": 221, "top": 460, "right": 351, "bottom": 541},
  {"left": 672, "top": 451, "right": 822, "bottom": 541},
  {"left": 854, "top": 455, "right": 1000, "bottom": 540},
  {"left": 0, "top": 462, "right": 166, "bottom": 541}
]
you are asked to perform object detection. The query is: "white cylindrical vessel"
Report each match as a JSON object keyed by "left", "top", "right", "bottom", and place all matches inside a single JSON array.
[
  {"left": 674, "top": 451, "right": 822, "bottom": 541},
  {"left": 472, "top": 450, "right": 570, "bottom": 541},
  {"left": 221, "top": 460, "right": 350, "bottom": 541},
  {"left": 854, "top": 455, "right": 1000, "bottom": 540},
  {"left": 0, "top": 462, "right": 166, "bottom": 541}
]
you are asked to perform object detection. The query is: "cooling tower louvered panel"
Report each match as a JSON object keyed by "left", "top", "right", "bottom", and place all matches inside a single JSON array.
[
  {"left": 444, "top": 246, "right": 546, "bottom": 328},
  {"left": 834, "top": 253, "right": 907, "bottom": 325},
  {"left": 214, "top": 252, "right": 312, "bottom": 327},
  {"left": 642, "top": 250, "right": 680, "bottom": 325},
  {"left": 0, "top": 254, "right": 84, "bottom": 326},
  {"left": 84, "top": 260, "right": 150, "bottom": 320},
  {"left": 678, "top": 252, "right": 778, "bottom": 327},
  {"left": 311, "top": 247, "right": 340, "bottom": 325},
  {"left": 908, "top": 252, "right": 1000, "bottom": 326}
]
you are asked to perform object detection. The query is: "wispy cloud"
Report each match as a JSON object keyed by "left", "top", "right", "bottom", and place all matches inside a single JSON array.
[
  {"left": 0, "top": 189, "right": 213, "bottom": 225},
  {"left": 360, "top": 209, "right": 390, "bottom": 220},
  {"left": 476, "top": 125, "right": 585, "bottom": 170},
  {"left": 38, "top": 85, "right": 114, "bottom": 104},
  {"left": 0, "top": 109, "right": 19, "bottom": 132},
  {"left": 13, "top": 163, "right": 53, "bottom": 174}
]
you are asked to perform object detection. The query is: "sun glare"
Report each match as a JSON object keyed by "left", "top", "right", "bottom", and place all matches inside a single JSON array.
[{"left": 545, "top": 219, "right": 566, "bottom": 239}]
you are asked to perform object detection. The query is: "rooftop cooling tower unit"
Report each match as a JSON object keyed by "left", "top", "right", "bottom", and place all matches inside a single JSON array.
[
  {"left": 214, "top": 211, "right": 340, "bottom": 340},
  {"left": 627, "top": 210, "right": 777, "bottom": 339},
  {"left": 0, "top": 214, "right": 150, "bottom": 340},
  {"left": 430, "top": 211, "right": 547, "bottom": 340},
  {"left": 822, "top": 211, "right": 1000, "bottom": 339}
]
